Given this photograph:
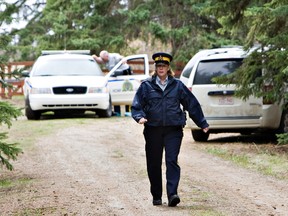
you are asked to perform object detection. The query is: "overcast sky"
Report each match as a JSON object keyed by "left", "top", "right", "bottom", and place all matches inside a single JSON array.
[{"left": 0, "top": 0, "right": 43, "bottom": 32}]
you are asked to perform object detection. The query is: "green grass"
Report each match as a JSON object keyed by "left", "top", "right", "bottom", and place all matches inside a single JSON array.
[
  {"left": 205, "top": 146, "right": 288, "bottom": 180},
  {"left": 0, "top": 179, "right": 12, "bottom": 187},
  {"left": 0, "top": 177, "right": 32, "bottom": 189},
  {"left": 2, "top": 117, "right": 94, "bottom": 150},
  {"left": 206, "top": 148, "right": 250, "bottom": 167},
  {"left": 13, "top": 206, "right": 60, "bottom": 216}
]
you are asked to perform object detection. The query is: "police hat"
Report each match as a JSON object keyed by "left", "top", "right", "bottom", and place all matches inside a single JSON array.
[{"left": 152, "top": 52, "right": 173, "bottom": 65}]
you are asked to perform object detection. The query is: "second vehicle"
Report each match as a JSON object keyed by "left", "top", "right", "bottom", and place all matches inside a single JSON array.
[{"left": 180, "top": 46, "right": 287, "bottom": 141}]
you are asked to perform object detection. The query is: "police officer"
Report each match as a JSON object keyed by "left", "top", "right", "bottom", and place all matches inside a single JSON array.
[{"left": 131, "top": 52, "right": 209, "bottom": 207}]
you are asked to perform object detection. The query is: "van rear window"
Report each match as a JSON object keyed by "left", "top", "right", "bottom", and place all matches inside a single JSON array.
[{"left": 193, "top": 59, "right": 243, "bottom": 84}]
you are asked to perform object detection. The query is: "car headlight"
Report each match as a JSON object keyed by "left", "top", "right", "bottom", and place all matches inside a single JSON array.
[
  {"left": 30, "top": 88, "right": 52, "bottom": 94},
  {"left": 88, "top": 87, "right": 109, "bottom": 93}
]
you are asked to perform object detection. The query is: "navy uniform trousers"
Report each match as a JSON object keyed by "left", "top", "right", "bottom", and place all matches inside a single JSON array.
[{"left": 143, "top": 125, "right": 183, "bottom": 200}]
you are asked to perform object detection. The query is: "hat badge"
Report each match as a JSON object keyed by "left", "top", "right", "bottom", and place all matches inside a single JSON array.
[{"left": 159, "top": 55, "right": 163, "bottom": 61}]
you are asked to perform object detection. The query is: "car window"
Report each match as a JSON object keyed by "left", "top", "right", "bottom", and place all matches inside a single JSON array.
[
  {"left": 181, "top": 60, "right": 194, "bottom": 78},
  {"left": 126, "top": 57, "right": 147, "bottom": 75},
  {"left": 109, "top": 57, "right": 149, "bottom": 77},
  {"left": 193, "top": 58, "right": 243, "bottom": 85},
  {"left": 33, "top": 58, "right": 104, "bottom": 76}
]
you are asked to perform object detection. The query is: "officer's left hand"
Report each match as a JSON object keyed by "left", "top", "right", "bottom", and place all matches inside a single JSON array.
[{"left": 202, "top": 127, "right": 209, "bottom": 133}]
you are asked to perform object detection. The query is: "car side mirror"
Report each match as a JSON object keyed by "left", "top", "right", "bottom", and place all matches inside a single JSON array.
[{"left": 21, "top": 70, "right": 30, "bottom": 77}]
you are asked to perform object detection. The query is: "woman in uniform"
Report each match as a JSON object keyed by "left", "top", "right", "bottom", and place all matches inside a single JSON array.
[{"left": 131, "top": 52, "right": 209, "bottom": 207}]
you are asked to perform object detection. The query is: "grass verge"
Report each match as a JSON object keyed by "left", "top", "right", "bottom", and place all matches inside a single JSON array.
[{"left": 205, "top": 144, "right": 288, "bottom": 180}]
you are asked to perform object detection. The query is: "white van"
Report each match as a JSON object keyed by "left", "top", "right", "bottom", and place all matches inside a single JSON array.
[{"left": 180, "top": 47, "right": 287, "bottom": 141}]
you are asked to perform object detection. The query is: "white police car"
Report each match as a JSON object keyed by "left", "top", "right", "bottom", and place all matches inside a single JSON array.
[
  {"left": 23, "top": 51, "right": 112, "bottom": 120},
  {"left": 23, "top": 51, "right": 150, "bottom": 120},
  {"left": 180, "top": 46, "right": 287, "bottom": 141}
]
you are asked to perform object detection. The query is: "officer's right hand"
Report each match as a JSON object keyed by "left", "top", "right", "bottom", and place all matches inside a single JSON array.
[{"left": 138, "top": 118, "right": 148, "bottom": 124}]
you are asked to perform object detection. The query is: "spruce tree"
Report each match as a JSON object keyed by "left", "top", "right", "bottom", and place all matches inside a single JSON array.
[{"left": 0, "top": 3, "right": 23, "bottom": 170}]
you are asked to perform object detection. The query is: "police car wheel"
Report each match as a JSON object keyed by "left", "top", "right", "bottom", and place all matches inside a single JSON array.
[
  {"left": 96, "top": 98, "right": 112, "bottom": 118},
  {"left": 25, "top": 97, "right": 41, "bottom": 120}
]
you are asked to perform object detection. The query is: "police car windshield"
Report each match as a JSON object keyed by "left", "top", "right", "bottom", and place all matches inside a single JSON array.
[
  {"left": 193, "top": 59, "right": 243, "bottom": 85},
  {"left": 33, "top": 58, "right": 104, "bottom": 76}
]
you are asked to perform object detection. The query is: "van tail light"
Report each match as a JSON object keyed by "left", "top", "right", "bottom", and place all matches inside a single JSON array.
[
  {"left": 263, "top": 85, "right": 274, "bottom": 104},
  {"left": 188, "top": 87, "right": 192, "bottom": 92}
]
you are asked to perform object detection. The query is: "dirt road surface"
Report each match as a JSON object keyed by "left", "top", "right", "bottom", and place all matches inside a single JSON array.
[{"left": 1, "top": 117, "right": 288, "bottom": 216}]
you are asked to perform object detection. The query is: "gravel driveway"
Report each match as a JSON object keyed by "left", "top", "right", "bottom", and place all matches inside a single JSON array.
[{"left": 0, "top": 116, "right": 287, "bottom": 216}]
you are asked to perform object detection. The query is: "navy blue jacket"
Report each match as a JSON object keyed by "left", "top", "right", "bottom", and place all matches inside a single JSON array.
[{"left": 131, "top": 75, "right": 209, "bottom": 128}]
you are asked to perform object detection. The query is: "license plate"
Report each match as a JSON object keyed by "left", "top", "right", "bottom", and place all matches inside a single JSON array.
[{"left": 219, "top": 96, "right": 234, "bottom": 105}]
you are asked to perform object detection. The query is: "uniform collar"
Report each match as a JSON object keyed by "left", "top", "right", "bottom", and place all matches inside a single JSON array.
[{"left": 156, "top": 75, "right": 168, "bottom": 84}]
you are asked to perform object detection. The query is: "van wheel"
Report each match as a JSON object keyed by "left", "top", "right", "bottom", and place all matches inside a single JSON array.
[
  {"left": 191, "top": 129, "right": 209, "bottom": 142},
  {"left": 277, "top": 110, "right": 288, "bottom": 133}
]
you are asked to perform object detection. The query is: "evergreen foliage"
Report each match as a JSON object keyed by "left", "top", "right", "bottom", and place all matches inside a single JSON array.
[
  {"left": 0, "top": 1, "right": 24, "bottom": 170},
  {"left": 0, "top": 130, "right": 23, "bottom": 171},
  {"left": 2, "top": 0, "right": 235, "bottom": 62},
  {"left": 0, "top": 102, "right": 22, "bottom": 171},
  {"left": 205, "top": 0, "right": 288, "bottom": 106}
]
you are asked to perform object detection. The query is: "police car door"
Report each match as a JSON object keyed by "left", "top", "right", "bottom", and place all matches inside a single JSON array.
[{"left": 105, "top": 54, "right": 150, "bottom": 106}]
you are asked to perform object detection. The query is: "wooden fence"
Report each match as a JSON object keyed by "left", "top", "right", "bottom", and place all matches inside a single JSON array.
[
  {"left": 1, "top": 61, "right": 34, "bottom": 99},
  {"left": 1, "top": 61, "right": 183, "bottom": 99}
]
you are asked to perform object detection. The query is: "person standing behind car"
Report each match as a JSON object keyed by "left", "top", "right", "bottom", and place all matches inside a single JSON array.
[{"left": 131, "top": 52, "right": 209, "bottom": 207}]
